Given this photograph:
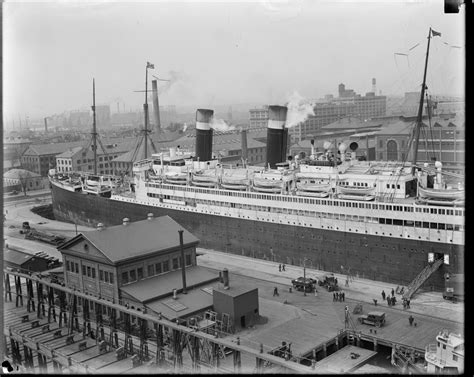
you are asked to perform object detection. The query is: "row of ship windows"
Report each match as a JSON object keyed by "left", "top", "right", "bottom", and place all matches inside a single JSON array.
[
  {"left": 150, "top": 194, "right": 464, "bottom": 231},
  {"left": 147, "top": 184, "right": 464, "bottom": 217}
]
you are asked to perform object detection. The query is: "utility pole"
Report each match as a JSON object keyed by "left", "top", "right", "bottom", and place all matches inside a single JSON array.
[{"left": 92, "top": 79, "right": 98, "bottom": 175}]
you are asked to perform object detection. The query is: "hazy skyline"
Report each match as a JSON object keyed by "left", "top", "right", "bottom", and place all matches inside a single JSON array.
[{"left": 4, "top": 0, "right": 465, "bottom": 121}]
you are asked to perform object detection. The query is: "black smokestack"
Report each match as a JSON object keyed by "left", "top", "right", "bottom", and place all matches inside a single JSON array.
[
  {"left": 195, "top": 109, "right": 214, "bottom": 161},
  {"left": 152, "top": 80, "right": 161, "bottom": 134},
  {"left": 178, "top": 230, "right": 187, "bottom": 294},
  {"left": 44, "top": 117, "right": 48, "bottom": 133},
  {"left": 266, "top": 105, "right": 288, "bottom": 168}
]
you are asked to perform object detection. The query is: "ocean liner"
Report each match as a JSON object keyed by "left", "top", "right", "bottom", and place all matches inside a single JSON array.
[{"left": 49, "top": 29, "right": 464, "bottom": 287}]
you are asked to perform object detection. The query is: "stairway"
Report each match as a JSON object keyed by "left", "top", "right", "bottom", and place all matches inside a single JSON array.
[{"left": 403, "top": 258, "right": 444, "bottom": 300}]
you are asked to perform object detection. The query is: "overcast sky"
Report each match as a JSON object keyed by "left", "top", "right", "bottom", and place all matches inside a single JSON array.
[{"left": 4, "top": 0, "right": 465, "bottom": 120}]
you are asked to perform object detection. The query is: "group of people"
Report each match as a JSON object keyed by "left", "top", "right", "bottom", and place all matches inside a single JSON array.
[
  {"left": 333, "top": 291, "right": 345, "bottom": 302},
  {"left": 402, "top": 298, "right": 411, "bottom": 309},
  {"left": 381, "top": 289, "right": 398, "bottom": 306},
  {"left": 278, "top": 264, "right": 286, "bottom": 272}
]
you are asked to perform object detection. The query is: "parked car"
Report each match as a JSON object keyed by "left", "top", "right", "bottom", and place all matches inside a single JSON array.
[
  {"left": 358, "top": 311, "right": 386, "bottom": 327},
  {"left": 291, "top": 277, "right": 316, "bottom": 292},
  {"left": 318, "top": 273, "right": 339, "bottom": 292}
]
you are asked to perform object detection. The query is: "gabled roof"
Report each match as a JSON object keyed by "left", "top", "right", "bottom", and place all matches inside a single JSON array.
[
  {"left": 56, "top": 146, "right": 85, "bottom": 159},
  {"left": 4, "top": 249, "right": 35, "bottom": 266},
  {"left": 59, "top": 215, "right": 199, "bottom": 264},
  {"left": 23, "top": 141, "right": 86, "bottom": 156},
  {"left": 376, "top": 121, "right": 413, "bottom": 136}
]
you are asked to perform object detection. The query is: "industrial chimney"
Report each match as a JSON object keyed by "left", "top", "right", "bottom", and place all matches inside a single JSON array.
[
  {"left": 241, "top": 129, "right": 248, "bottom": 163},
  {"left": 195, "top": 109, "right": 214, "bottom": 162},
  {"left": 44, "top": 117, "right": 48, "bottom": 133},
  {"left": 152, "top": 80, "right": 161, "bottom": 134},
  {"left": 265, "top": 105, "right": 288, "bottom": 169},
  {"left": 222, "top": 268, "right": 229, "bottom": 290},
  {"left": 372, "top": 78, "right": 377, "bottom": 94}
]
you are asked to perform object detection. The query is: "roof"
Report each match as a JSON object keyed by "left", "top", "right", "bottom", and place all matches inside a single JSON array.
[
  {"left": 60, "top": 215, "right": 199, "bottom": 264},
  {"left": 322, "top": 117, "right": 383, "bottom": 130},
  {"left": 56, "top": 146, "right": 84, "bottom": 159},
  {"left": 213, "top": 284, "right": 257, "bottom": 298},
  {"left": 4, "top": 248, "right": 35, "bottom": 266},
  {"left": 23, "top": 141, "right": 86, "bottom": 156},
  {"left": 112, "top": 137, "right": 158, "bottom": 162},
  {"left": 3, "top": 169, "right": 41, "bottom": 179},
  {"left": 120, "top": 265, "right": 218, "bottom": 303},
  {"left": 376, "top": 121, "right": 413, "bottom": 136}
]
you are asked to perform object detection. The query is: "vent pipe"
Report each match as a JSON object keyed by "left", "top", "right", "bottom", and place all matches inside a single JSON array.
[
  {"left": 195, "top": 109, "right": 214, "bottom": 162},
  {"left": 173, "top": 288, "right": 177, "bottom": 300},
  {"left": 152, "top": 80, "right": 161, "bottom": 134},
  {"left": 266, "top": 105, "right": 288, "bottom": 168},
  {"left": 178, "top": 230, "right": 187, "bottom": 294},
  {"left": 123, "top": 218, "right": 130, "bottom": 226},
  {"left": 223, "top": 268, "right": 229, "bottom": 290}
]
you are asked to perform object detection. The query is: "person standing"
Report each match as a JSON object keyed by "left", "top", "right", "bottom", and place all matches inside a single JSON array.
[
  {"left": 342, "top": 291, "right": 345, "bottom": 302},
  {"left": 391, "top": 288, "right": 395, "bottom": 297},
  {"left": 273, "top": 287, "right": 279, "bottom": 297},
  {"left": 381, "top": 290, "right": 386, "bottom": 300},
  {"left": 282, "top": 264, "right": 286, "bottom": 271},
  {"left": 409, "top": 315, "right": 414, "bottom": 326},
  {"left": 279, "top": 264, "right": 282, "bottom": 272}
]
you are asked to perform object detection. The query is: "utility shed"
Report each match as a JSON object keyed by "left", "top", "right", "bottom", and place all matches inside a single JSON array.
[
  {"left": 4, "top": 248, "right": 51, "bottom": 272},
  {"left": 213, "top": 285, "right": 259, "bottom": 329}
]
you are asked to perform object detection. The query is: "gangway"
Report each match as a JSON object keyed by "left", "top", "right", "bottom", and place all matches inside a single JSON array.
[{"left": 403, "top": 258, "right": 444, "bottom": 300}]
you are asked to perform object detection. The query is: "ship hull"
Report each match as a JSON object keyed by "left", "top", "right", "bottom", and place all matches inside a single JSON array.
[{"left": 50, "top": 183, "right": 463, "bottom": 288}]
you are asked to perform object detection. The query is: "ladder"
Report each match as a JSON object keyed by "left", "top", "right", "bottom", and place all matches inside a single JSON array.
[{"left": 403, "top": 258, "right": 444, "bottom": 300}]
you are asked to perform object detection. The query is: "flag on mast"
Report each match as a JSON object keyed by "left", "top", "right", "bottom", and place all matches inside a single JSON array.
[
  {"left": 431, "top": 29, "right": 441, "bottom": 37},
  {"left": 147, "top": 62, "right": 155, "bottom": 69}
]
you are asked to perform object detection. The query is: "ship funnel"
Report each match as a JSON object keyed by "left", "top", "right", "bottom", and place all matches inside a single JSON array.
[
  {"left": 195, "top": 109, "right": 214, "bottom": 162},
  {"left": 223, "top": 268, "right": 230, "bottom": 289},
  {"left": 97, "top": 223, "right": 105, "bottom": 231},
  {"left": 310, "top": 139, "right": 315, "bottom": 158},
  {"left": 152, "top": 80, "right": 161, "bottom": 133},
  {"left": 147, "top": 213, "right": 154, "bottom": 220},
  {"left": 122, "top": 218, "right": 130, "bottom": 226},
  {"left": 266, "top": 105, "right": 288, "bottom": 169}
]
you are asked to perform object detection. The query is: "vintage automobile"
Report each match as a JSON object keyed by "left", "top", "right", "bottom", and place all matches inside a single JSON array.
[
  {"left": 358, "top": 311, "right": 386, "bottom": 327},
  {"left": 291, "top": 277, "right": 316, "bottom": 292}
]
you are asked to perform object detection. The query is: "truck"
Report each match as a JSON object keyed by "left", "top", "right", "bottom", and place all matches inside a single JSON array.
[
  {"left": 318, "top": 273, "right": 339, "bottom": 292},
  {"left": 358, "top": 311, "right": 386, "bottom": 327},
  {"left": 443, "top": 273, "right": 464, "bottom": 302},
  {"left": 20, "top": 221, "right": 67, "bottom": 246}
]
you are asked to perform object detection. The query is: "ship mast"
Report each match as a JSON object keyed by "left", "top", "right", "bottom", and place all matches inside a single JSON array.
[
  {"left": 92, "top": 78, "right": 98, "bottom": 175},
  {"left": 143, "top": 62, "right": 154, "bottom": 160},
  {"left": 411, "top": 27, "right": 433, "bottom": 175}
]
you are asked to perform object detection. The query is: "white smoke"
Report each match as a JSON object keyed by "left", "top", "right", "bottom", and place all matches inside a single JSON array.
[
  {"left": 285, "top": 91, "right": 315, "bottom": 128},
  {"left": 183, "top": 122, "right": 188, "bottom": 132},
  {"left": 210, "top": 118, "right": 235, "bottom": 132}
]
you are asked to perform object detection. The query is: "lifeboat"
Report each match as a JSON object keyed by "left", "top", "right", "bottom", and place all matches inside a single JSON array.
[
  {"left": 164, "top": 173, "right": 188, "bottom": 185},
  {"left": 296, "top": 182, "right": 331, "bottom": 193},
  {"left": 418, "top": 186, "right": 464, "bottom": 200},
  {"left": 338, "top": 186, "right": 375, "bottom": 196}
]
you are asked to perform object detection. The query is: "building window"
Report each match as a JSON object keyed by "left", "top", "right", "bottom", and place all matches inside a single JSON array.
[
  {"left": 148, "top": 264, "right": 154, "bottom": 276},
  {"left": 172, "top": 258, "right": 179, "bottom": 270},
  {"left": 92, "top": 268, "right": 96, "bottom": 279},
  {"left": 109, "top": 273, "right": 114, "bottom": 284},
  {"left": 82, "top": 265, "right": 86, "bottom": 275},
  {"left": 104, "top": 271, "right": 109, "bottom": 282},
  {"left": 100, "top": 270, "right": 103, "bottom": 281},
  {"left": 75, "top": 263, "right": 79, "bottom": 273},
  {"left": 155, "top": 263, "right": 162, "bottom": 274},
  {"left": 163, "top": 261, "right": 170, "bottom": 272},
  {"left": 137, "top": 267, "right": 143, "bottom": 280},
  {"left": 87, "top": 266, "right": 91, "bottom": 277},
  {"left": 122, "top": 271, "right": 128, "bottom": 284},
  {"left": 129, "top": 269, "right": 136, "bottom": 281},
  {"left": 66, "top": 261, "right": 70, "bottom": 271},
  {"left": 453, "top": 355, "right": 458, "bottom": 361},
  {"left": 185, "top": 254, "right": 191, "bottom": 266}
]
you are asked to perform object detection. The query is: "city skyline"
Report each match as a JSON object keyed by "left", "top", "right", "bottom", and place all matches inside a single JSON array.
[{"left": 4, "top": 0, "right": 465, "bottom": 123}]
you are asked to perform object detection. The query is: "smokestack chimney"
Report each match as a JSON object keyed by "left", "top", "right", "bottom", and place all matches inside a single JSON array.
[
  {"left": 147, "top": 213, "right": 154, "bottom": 220},
  {"left": 152, "top": 80, "right": 161, "bottom": 134},
  {"left": 195, "top": 109, "right": 214, "bottom": 162},
  {"left": 97, "top": 223, "right": 105, "bottom": 231},
  {"left": 266, "top": 105, "right": 288, "bottom": 169},
  {"left": 222, "top": 268, "right": 229, "bottom": 290},
  {"left": 44, "top": 117, "right": 48, "bottom": 133},
  {"left": 241, "top": 129, "right": 248, "bottom": 162},
  {"left": 372, "top": 78, "right": 376, "bottom": 94},
  {"left": 178, "top": 230, "right": 187, "bottom": 294},
  {"left": 122, "top": 218, "right": 130, "bottom": 226}
]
